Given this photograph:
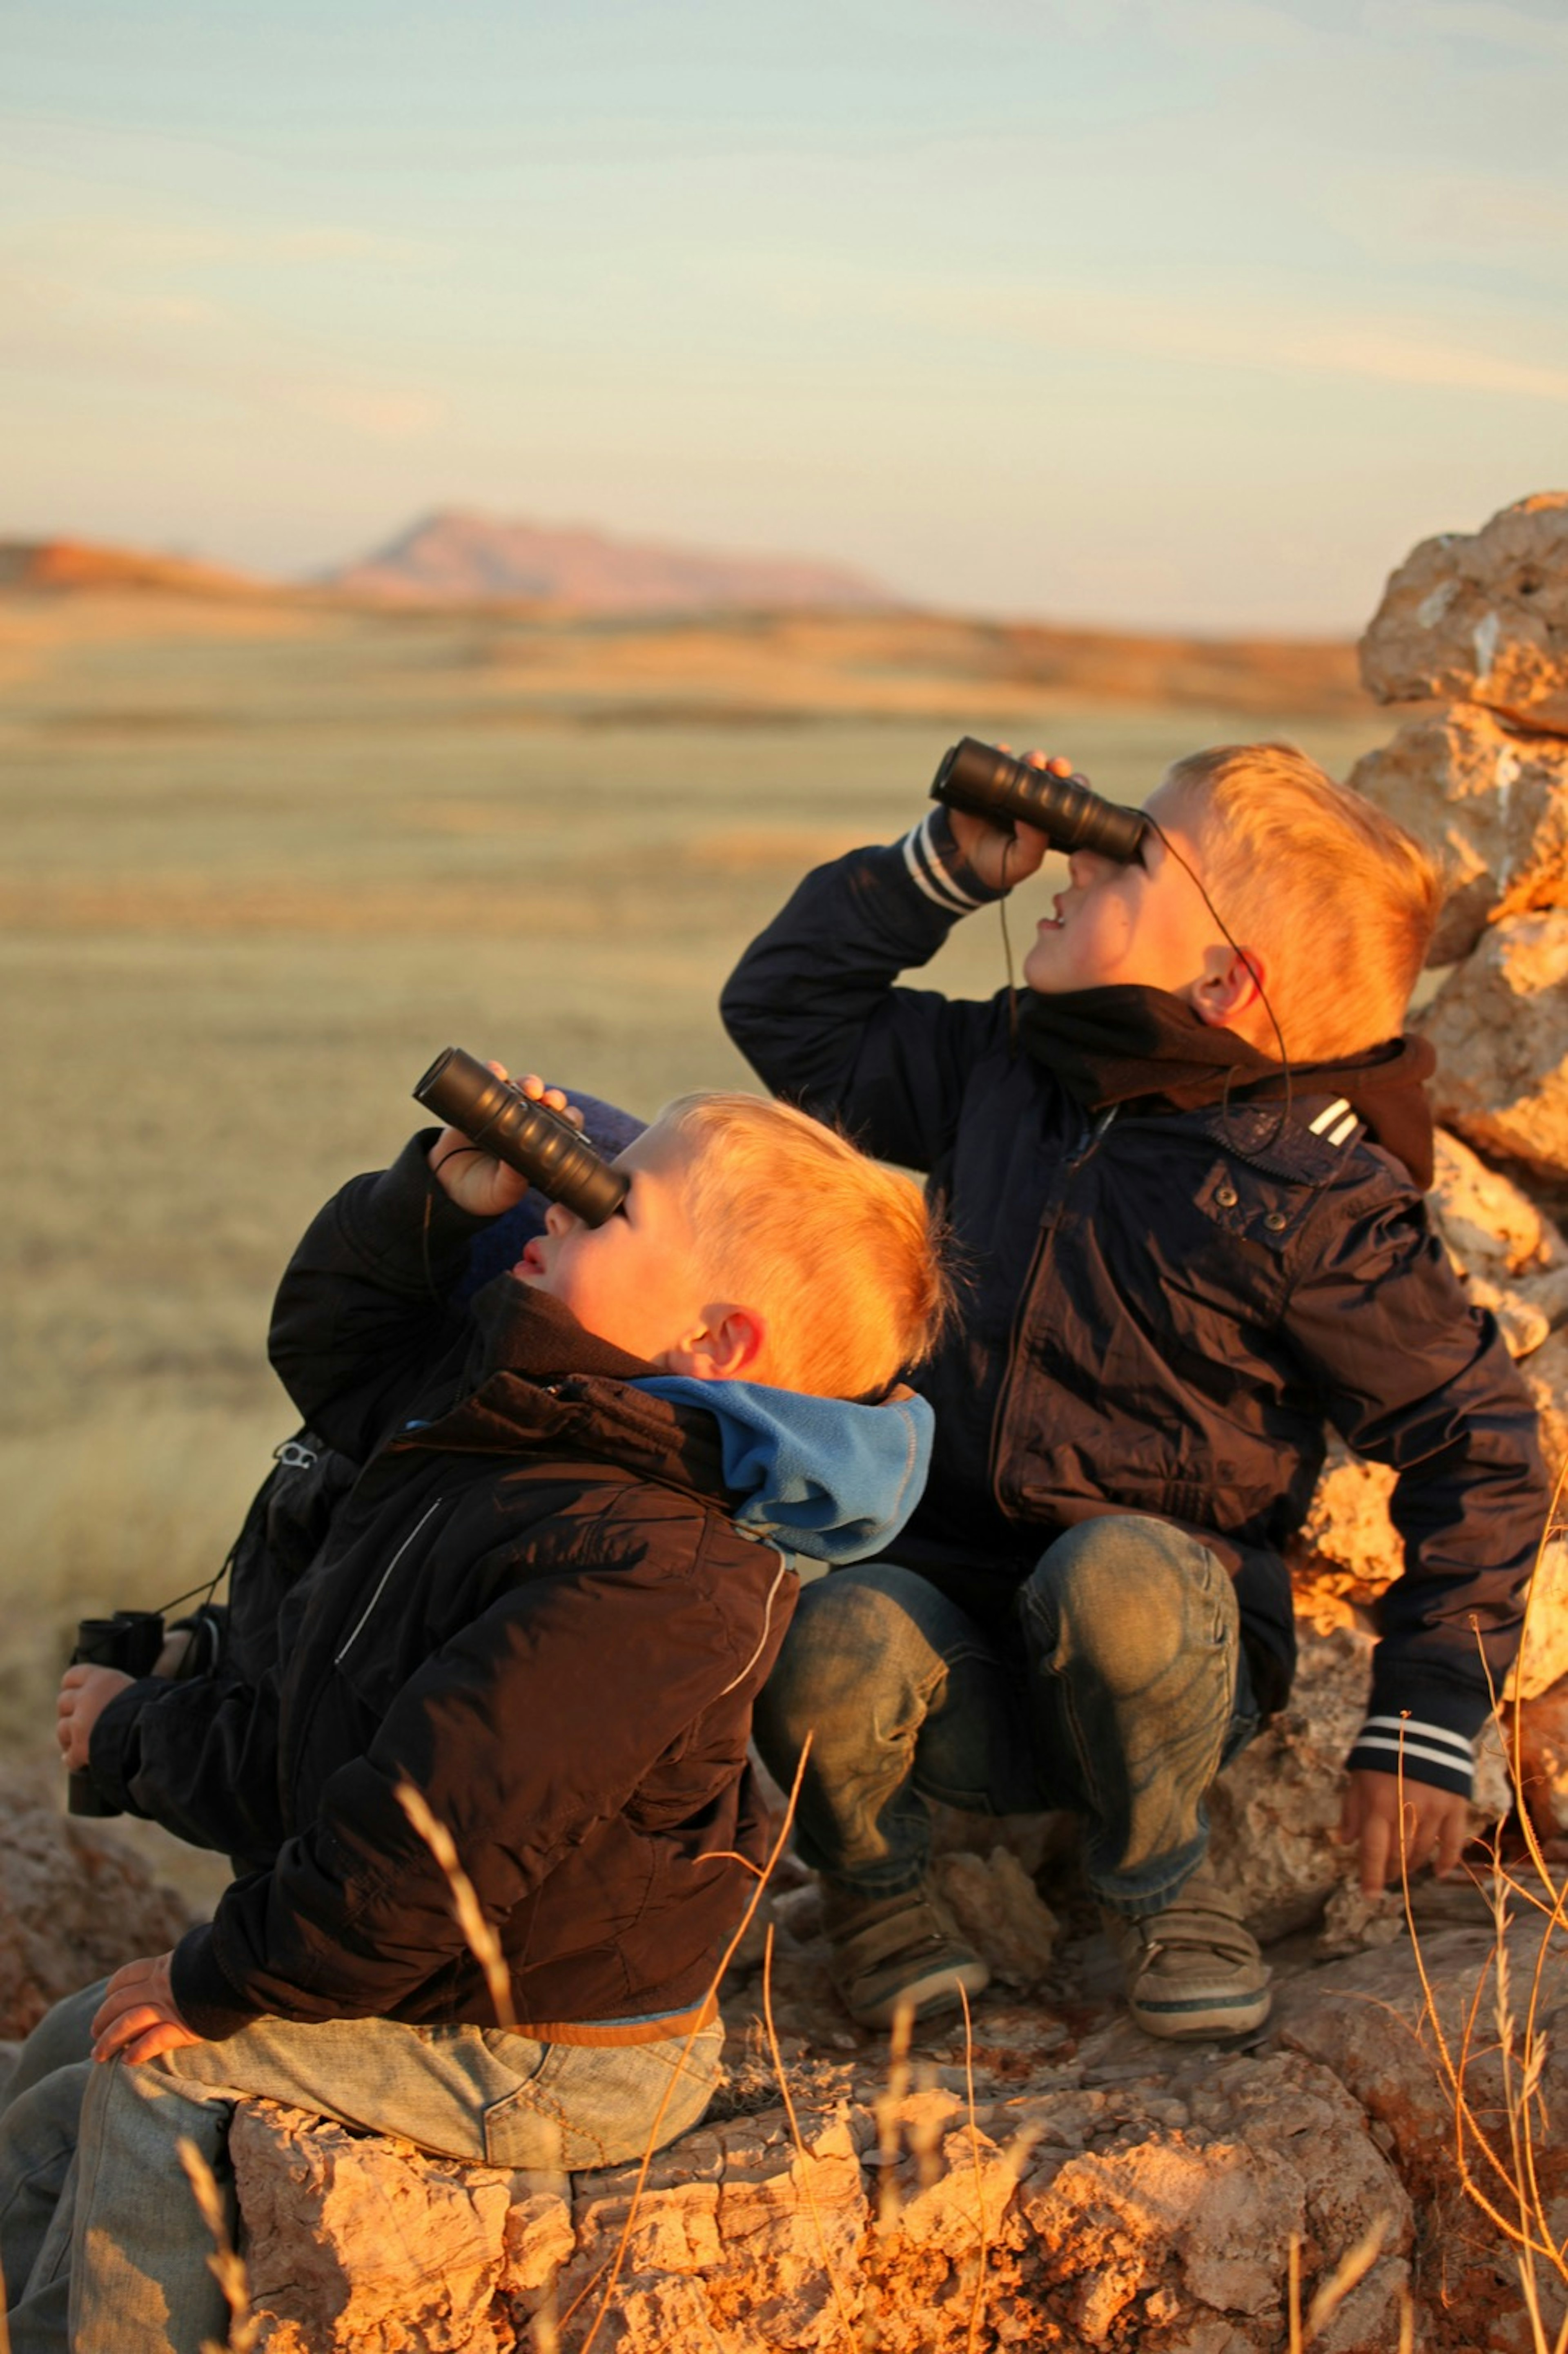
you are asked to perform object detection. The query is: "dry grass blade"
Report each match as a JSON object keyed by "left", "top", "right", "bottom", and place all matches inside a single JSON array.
[
  {"left": 759, "top": 1920, "right": 861, "bottom": 2354},
  {"left": 570, "top": 1736, "right": 817, "bottom": 2354},
  {"left": 394, "top": 1779, "right": 515, "bottom": 2029},
  {"left": 176, "top": 2134, "right": 261, "bottom": 2354},
  {"left": 1404, "top": 1464, "right": 1568, "bottom": 2352},
  {"left": 958, "top": 1982, "right": 992, "bottom": 2354},
  {"left": 873, "top": 1999, "right": 915, "bottom": 2238},
  {"left": 1300, "top": 2214, "right": 1391, "bottom": 2343}
]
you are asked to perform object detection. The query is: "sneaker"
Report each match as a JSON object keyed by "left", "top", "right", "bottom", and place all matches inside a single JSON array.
[
  {"left": 1105, "top": 1861, "right": 1272, "bottom": 2040},
  {"left": 821, "top": 1881, "right": 991, "bottom": 2031}
]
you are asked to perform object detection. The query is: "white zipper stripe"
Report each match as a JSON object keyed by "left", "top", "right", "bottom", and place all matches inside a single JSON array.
[
  {"left": 1329, "top": 1113, "right": 1360, "bottom": 1147},
  {"left": 334, "top": 1499, "right": 446, "bottom": 1665},
  {"left": 1309, "top": 1098, "right": 1352, "bottom": 1135}
]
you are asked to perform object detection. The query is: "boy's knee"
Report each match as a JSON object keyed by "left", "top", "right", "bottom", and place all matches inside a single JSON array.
[
  {"left": 1025, "top": 1519, "right": 1236, "bottom": 1692},
  {"left": 756, "top": 1566, "right": 954, "bottom": 1758}
]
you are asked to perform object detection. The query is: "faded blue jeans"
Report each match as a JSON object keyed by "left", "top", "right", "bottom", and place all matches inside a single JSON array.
[
  {"left": 754, "top": 1516, "right": 1258, "bottom": 1922},
  {"left": 0, "top": 1982, "right": 723, "bottom": 2354}
]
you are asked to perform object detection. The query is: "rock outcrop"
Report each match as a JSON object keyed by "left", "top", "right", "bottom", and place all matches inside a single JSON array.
[
  {"left": 1354, "top": 492, "right": 1568, "bottom": 1196},
  {"left": 1419, "top": 912, "right": 1568, "bottom": 1184},
  {"left": 218, "top": 1898, "right": 1564, "bottom": 2353},
  {"left": 1347, "top": 704, "right": 1568, "bottom": 964},
  {"left": 1358, "top": 491, "right": 1568, "bottom": 733},
  {"left": 0, "top": 1772, "right": 190, "bottom": 2041}
]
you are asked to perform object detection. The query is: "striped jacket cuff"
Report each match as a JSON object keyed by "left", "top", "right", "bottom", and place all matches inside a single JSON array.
[
  {"left": 898, "top": 810, "right": 1004, "bottom": 916},
  {"left": 1347, "top": 1714, "right": 1474, "bottom": 1798}
]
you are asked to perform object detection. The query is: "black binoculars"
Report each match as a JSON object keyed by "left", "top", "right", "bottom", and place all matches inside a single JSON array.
[
  {"left": 414, "top": 1048, "right": 629, "bottom": 1226},
  {"left": 67, "top": 1609, "right": 167, "bottom": 1817},
  {"left": 931, "top": 738, "right": 1149, "bottom": 863}
]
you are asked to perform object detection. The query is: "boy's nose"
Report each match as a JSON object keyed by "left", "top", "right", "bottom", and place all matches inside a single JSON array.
[{"left": 543, "top": 1199, "right": 574, "bottom": 1237}]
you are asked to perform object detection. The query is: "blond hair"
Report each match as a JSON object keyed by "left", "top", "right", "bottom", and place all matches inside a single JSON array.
[
  {"left": 1160, "top": 742, "right": 1440, "bottom": 1061},
  {"left": 654, "top": 1092, "right": 951, "bottom": 1401}
]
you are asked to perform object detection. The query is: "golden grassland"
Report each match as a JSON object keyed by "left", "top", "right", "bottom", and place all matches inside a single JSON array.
[{"left": 0, "top": 584, "right": 1387, "bottom": 1765}]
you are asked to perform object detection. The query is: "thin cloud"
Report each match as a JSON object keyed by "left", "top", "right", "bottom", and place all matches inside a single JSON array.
[
  {"left": 1365, "top": 0, "right": 1568, "bottom": 57},
  {"left": 882, "top": 273, "right": 1568, "bottom": 407}
]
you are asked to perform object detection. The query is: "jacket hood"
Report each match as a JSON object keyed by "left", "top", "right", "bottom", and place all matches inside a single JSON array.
[
  {"left": 632, "top": 1376, "right": 935, "bottom": 1567},
  {"left": 397, "top": 1281, "right": 934, "bottom": 1565}
]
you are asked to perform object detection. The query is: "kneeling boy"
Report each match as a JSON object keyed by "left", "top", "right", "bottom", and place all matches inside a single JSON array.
[
  {"left": 722, "top": 740, "right": 1548, "bottom": 2039},
  {"left": 3, "top": 1081, "right": 947, "bottom": 2354}
]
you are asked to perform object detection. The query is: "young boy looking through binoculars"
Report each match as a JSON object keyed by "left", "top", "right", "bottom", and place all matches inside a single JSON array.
[
  {"left": 722, "top": 737, "right": 1548, "bottom": 2039},
  {"left": 7, "top": 1073, "right": 949, "bottom": 2354}
]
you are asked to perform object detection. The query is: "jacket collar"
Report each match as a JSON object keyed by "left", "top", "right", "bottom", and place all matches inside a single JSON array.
[{"left": 1017, "top": 985, "right": 1437, "bottom": 1187}]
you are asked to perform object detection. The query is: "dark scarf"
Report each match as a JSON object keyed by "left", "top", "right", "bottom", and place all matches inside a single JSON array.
[{"left": 1017, "top": 986, "right": 1437, "bottom": 1188}]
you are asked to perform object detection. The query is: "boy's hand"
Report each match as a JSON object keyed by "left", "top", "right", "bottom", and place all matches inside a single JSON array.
[
  {"left": 944, "top": 748, "right": 1075, "bottom": 894},
  {"left": 427, "top": 1066, "right": 580, "bottom": 1218},
  {"left": 1339, "top": 1768, "right": 1470, "bottom": 1893},
  {"left": 91, "top": 1952, "right": 205, "bottom": 2065},
  {"left": 56, "top": 1664, "right": 133, "bottom": 1772}
]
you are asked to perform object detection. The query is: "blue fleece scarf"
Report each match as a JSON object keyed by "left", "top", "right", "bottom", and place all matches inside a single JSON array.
[{"left": 631, "top": 1378, "right": 933, "bottom": 1567}]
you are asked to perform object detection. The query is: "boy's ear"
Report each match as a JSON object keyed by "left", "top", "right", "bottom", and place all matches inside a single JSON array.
[
  {"left": 662, "top": 1305, "right": 768, "bottom": 1384},
  {"left": 1192, "top": 945, "right": 1265, "bottom": 1030}
]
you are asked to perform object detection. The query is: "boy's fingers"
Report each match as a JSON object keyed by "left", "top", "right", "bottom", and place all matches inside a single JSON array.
[
  {"left": 104, "top": 2020, "right": 202, "bottom": 2066},
  {"left": 1432, "top": 1790, "right": 1470, "bottom": 1878},
  {"left": 1358, "top": 1808, "right": 1394, "bottom": 1893}
]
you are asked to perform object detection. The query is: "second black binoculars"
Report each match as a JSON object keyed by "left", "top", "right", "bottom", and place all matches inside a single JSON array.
[
  {"left": 931, "top": 738, "right": 1149, "bottom": 863},
  {"left": 67, "top": 1609, "right": 167, "bottom": 1817},
  {"left": 414, "top": 1048, "right": 629, "bottom": 1226}
]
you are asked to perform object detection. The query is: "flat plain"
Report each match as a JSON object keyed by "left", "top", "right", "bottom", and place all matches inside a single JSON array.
[{"left": 0, "top": 585, "right": 1387, "bottom": 1770}]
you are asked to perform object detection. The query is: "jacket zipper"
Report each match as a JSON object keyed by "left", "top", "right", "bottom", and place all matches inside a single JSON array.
[
  {"left": 985, "top": 1106, "right": 1118, "bottom": 1512},
  {"left": 334, "top": 1499, "right": 446, "bottom": 1667}
]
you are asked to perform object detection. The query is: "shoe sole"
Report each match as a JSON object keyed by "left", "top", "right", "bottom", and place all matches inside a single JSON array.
[
  {"left": 846, "top": 1956, "right": 992, "bottom": 2033},
  {"left": 1127, "top": 1983, "right": 1273, "bottom": 2039}
]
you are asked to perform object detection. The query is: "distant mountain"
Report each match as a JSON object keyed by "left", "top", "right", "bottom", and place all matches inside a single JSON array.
[{"left": 318, "top": 508, "right": 896, "bottom": 612}]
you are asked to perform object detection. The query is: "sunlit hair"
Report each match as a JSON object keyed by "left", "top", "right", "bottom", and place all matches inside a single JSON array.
[
  {"left": 1160, "top": 742, "right": 1441, "bottom": 1061},
  {"left": 653, "top": 1092, "right": 952, "bottom": 1400}
]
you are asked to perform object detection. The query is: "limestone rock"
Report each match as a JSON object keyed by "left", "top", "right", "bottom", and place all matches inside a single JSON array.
[
  {"left": 1419, "top": 911, "right": 1568, "bottom": 1181},
  {"left": 0, "top": 1771, "right": 190, "bottom": 2039},
  {"left": 1350, "top": 704, "right": 1568, "bottom": 964},
  {"left": 230, "top": 2102, "right": 519, "bottom": 2352},
  {"left": 219, "top": 1908, "right": 1568, "bottom": 2354},
  {"left": 1516, "top": 1674, "right": 1568, "bottom": 1840},
  {"left": 933, "top": 1846, "right": 1060, "bottom": 1991},
  {"left": 1522, "top": 1326, "right": 1568, "bottom": 1481},
  {"left": 1359, "top": 492, "right": 1568, "bottom": 733},
  {"left": 1512, "top": 1536, "right": 1568, "bottom": 1702},
  {"left": 1430, "top": 1128, "right": 1568, "bottom": 1358},
  {"left": 1207, "top": 1616, "right": 1510, "bottom": 1942},
  {"left": 1206, "top": 1623, "right": 1377, "bottom": 1941},
  {"left": 1281, "top": 1913, "right": 1568, "bottom": 2353},
  {"left": 1291, "top": 1451, "right": 1401, "bottom": 1611}
]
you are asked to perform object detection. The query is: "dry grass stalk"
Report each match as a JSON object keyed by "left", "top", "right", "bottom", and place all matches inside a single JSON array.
[
  {"left": 394, "top": 1779, "right": 516, "bottom": 2030},
  {"left": 957, "top": 1982, "right": 992, "bottom": 2354},
  {"left": 176, "top": 2134, "right": 261, "bottom": 2354},
  {"left": 759, "top": 1920, "right": 862, "bottom": 2354},
  {"left": 570, "top": 1737, "right": 817, "bottom": 2354},
  {"left": 1404, "top": 1455, "right": 1568, "bottom": 2353},
  {"left": 1287, "top": 2214, "right": 1392, "bottom": 2349},
  {"left": 872, "top": 1998, "right": 915, "bottom": 2238}
]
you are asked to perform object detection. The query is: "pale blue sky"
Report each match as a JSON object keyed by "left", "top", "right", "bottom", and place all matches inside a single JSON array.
[{"left": 4, "top": 0, "right": 1566, "bottom": 629}]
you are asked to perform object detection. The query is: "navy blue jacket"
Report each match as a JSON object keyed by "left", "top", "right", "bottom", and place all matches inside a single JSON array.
[{"left": 721, "top": 818, "right": 1548, "bottom": 1797}]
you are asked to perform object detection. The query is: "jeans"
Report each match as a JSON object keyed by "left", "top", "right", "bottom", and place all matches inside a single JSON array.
[
  {"left": 754, "top": 1516, "right": 1257, "bottom": 1922},
  {"left": 0, "top": 1985, "right": 723, "bottom": 2354}
]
